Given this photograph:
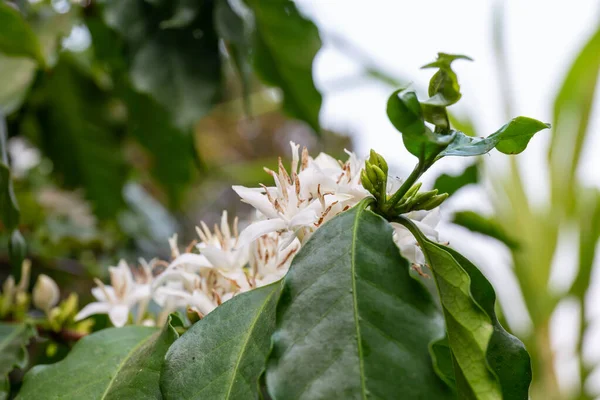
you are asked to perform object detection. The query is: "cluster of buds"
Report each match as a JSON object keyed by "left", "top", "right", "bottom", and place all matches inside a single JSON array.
[
  {"left": 361, "top": 150, "right": 389, "bottom": 203},
  {"left": 392, "top": 183, "right": 448, "bottom": 214},
  {"left": 361, "top": 150, "right": 448, "bottom": 216}
]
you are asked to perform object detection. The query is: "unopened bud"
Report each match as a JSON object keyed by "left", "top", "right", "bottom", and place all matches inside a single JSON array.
[
  {"left": 33, "top": 274, "right": 60, "bottom": 312},
  {"left": 419, "top": 193, "right": 449, "bottom": 210},
  {"left": 369, "top": 150, "right": 389, "bottom": 174},
  {"left": 365, "top": 161, "right": 379, "bottom": 186},
  {"left": 360, "top": 170, "right": 374, "bottom": 193},
  {"left": 403, "top": 182, "right": 422, "bottom": 201}
]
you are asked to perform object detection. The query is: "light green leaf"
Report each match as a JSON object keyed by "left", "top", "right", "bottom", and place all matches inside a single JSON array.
[
  {"left": 439, "top": 117, "right": 550, "bottom": 158},
  {"left": 433, "top": 162, "right": 479, "bottom": 197},
  {"left": 266, "top": 200, "right": 453, "bottom": 399},
  {"left": 397, "top": 216, "right": 531, "bottom": 399},
  {"left": 452, "top": 211, "right": 519, "bottom": 249},
  {"left": 0, "top": 323, "right": 36, "bottom": 399},
  {"left": 18, "top": 315, "right": 182, "bottom": 399},
  {"left": 0, "top": 54, "right": 36, "bottom": 115},
  {"left": 25, "top": 55, "right": 127, "bottom": 219},
  {"left": 0, "top": 2, "right": 45, "bottom": 65},
  {"left": 244, "top": 0, "right": 322, "bottom": 133},
  {"left": 103, "top": 0, "right": 222, "bottom": 129},
  {"left": 161, "top": 282, "right": 282, "bottom": 400}
]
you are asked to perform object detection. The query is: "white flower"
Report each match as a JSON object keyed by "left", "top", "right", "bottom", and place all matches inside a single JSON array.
[
  {"left": 75, "top": 260, "right": 151, "bottom": 327},
  {"left": 32, "top": 274, "right": 60, "bottom": 312},
  {"left": 392, "top": 208, "right": 441, "bottom": 266},
  {"left": 233, "top": 142, "right": 351, "bottom": 246},
  {"left": 195, "top": 211, "right": 249, "bottom": 272}
]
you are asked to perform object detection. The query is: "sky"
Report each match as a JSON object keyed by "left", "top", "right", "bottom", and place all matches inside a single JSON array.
[{"left": 296, "top": 0, "right": 600, "bottom": 396}]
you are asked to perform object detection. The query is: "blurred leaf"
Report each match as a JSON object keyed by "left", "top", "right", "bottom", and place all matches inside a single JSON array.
[
  {"left": 549, "top": 26, "right": 600, "bottom": 208},
  {"left": 0, "top": 2, "right": 45, "bottom": 65},
  {"left": 452, "top": 211, "right": 519, "bottom": 250},
  {"left": 433, "top": 162, "right": 479, "bottom": 197},
  {"left": 439, "top": 117, "right": 549, "bottom": 158},
  {"left": 571, "top": 189, "right": 600, "bottom": 297},
  {"left": 162, "top": 282, "right": 282, "bottom": 400},
  {"left": 0, "top": 323, "right": 36, "bottom": 399},
  {"left": 398, "top": 216, "right": 532, "bottom": 399},
  {"left": 0, "top": 114, "right": 20, "bottom": 231},
  {"left": 0, "top": 55, "right": 36, "bottom": 115},
  {"left": 27, "top": 56, "right": 127, "bottom": 219},
  {"left": 215, "top": 0, "right": 253, "bottom": 115},
  {"left": 122, "top": 88, "right": 196, "bottom": 207},
  {"left": 266, "top": 201, "right": 453, "bottom": 399},
  {"left": 19, "top": 315, "right": 181, "bottom": 399},
  {"left": 160, "top": 0, "right": 201, "bottom": 29},
  {"left": 245, "top": 0, "right": 323, "bottom": 133},
  {"left": 103, "top": 0, "right": 222, "bottom": 129},
  {"left": 9, "top": 229, "right": 26, "bottom": 274}
]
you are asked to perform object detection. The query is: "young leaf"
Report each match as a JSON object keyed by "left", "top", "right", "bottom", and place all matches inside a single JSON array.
[
  {"left": 0, "top": 323, "right": 36, "bottom": 399},
  {"left": 0, "top": 2, "right": 45, "bottom": 65},
  {"left": 439, "top": 117, "right": 550, "bottom": 158},
  {"left": 452, "top": 211, "right": 519, "bottom": 249},
  {"left": 244, "top": 0, "right": 323, "bottom": 133},
  {"left": 266, "top": 200, "right": 453, "bottom": 399},
  {"left": 433, "top": 162, "right": 479, "bottom": 197},
  {"left": 18, "top": 315, "right": 181, "bottom": 399},
  {"left": 397, "top": 217, "right": 531, "bottom": 400},
  {"left": 161, "top": 282, "right": 281, "bottom": 400}
]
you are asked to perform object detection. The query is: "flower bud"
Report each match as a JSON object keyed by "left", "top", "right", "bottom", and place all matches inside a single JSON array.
[
  {"left": 33, "top": 274, "right": 60, "bottom": 312},
  {"left": 418, "top": 193, "right": 449, "bottom": 210},
  {"left": 369, "top": 150, "right": 388, "bottom": 175},
  {"left": 360, "top": 170, "right": 374, "bottom": 193}
]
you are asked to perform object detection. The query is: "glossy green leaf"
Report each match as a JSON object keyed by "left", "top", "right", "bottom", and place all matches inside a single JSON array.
[
  {"left": 266, "top": 200, "right": 453, "bottom": 399},
  {"left": 433, "top": 162, "right": 479, "bottom": 197},
  {"left": 439, "top": 117, "right": 550, "bottom": 158},
  {"left": 245, "top": 0, "right": 323, "bottom": 133},
  {"left": 452, "top": 211, "right": 519, "bottom": 249},
  {"left": 103, "top": 0, "right": 221, "bottom": 129},
  {"left": 0, "top": 323, "right": 36, "bottom": 399},
  {"left": 161, "top": 282, "right": 282, "bottom": 400},
  {"left": 397, "top": 216, "right": 531, "bottom": 400},
  {"left": 387, "top": 89, "right": 454, "bottom": 161},
  {"left": 18, "top": 315, "right": 182, "bottom": 399},
  {"left": 25, "top": 56, "right": 127, "bottom": 219},
  {"left": 0, "top": 2, "right": 44, "bottom": 65}
]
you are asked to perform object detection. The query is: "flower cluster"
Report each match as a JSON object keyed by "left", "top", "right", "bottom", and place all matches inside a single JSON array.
[{"left": 76, "top": 143, "right": 443, "bottom": 327}]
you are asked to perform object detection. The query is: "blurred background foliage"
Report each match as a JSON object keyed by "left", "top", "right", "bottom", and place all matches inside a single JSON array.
[{"left": 0, "top": 1, "right": 599, "bottom": 399}]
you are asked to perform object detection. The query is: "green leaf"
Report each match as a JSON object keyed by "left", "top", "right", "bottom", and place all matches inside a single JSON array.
[
  {"left": 433, "top": 162, "right": 479, "bottom": 197},
  {"left": 429, "top": 336, "right": 456, "bottom": 391},
  {"left": 161, "top": 282, "right": 282, "bottom": 400},
  {"left": 439, "top": 117, "right": 550, "bottom": 158},
  {"left": 0, "top": 114, "right": 19, "bottom": 231},
  {"left": 0, "top": 323, "right": 36, "bottom": 399},
  {"left": 386, "top": 89, "right": 454, "bottom": 161},
  {"left": 397, "top": 216, "right": 531, "bottom": 400},
  {"left": 244, "top": 0, "right": 323, "bottom": 133},
  {"left": 452, "top": 211, "right": 519, "bottom": 250},
  {"left": 18, "top": 315, "right": 182, "bottom": 399},
  {"left": 25, "top": 55, "right": 127, "bottom": 219},
  {"left": 0, "top": 2, "right": 45, "bottom": 65},
  {"left": 266, "top": 200, "right": 453, "bottom": 399},
  {"left": 103, "top": 0, "right": 222, "bottom": 129},
  {"left": 0, "top": 54, "right": 36, "bottom": 115}
]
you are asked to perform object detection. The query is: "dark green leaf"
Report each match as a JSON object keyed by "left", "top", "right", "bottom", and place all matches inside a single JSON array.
[
  {"left": 433, "top": 162, "right": 479, "bottom": 197},
  {"left": 26, "top": 56, "right": 127, "bottom": 219},
  {"left": 0, "top": 2, "right": 44, "bottom": 65},
  {"left": 0, "top": 323, "right": 36, "bottom": 399},
  {"left": 266, "top": 200, "right": 453, "bottom": 399},
  {"left": 160, "top": 0, "right": 201, "bottom": 29},
  {"left": 429, "top": 336, "right": 456, "bottom": 391},
  {"left": 0, "top": 113, "right": 19, "bottom": 231},
  {"left": 245, "top": 0, "right": 322, "bottom": 133},
  {"left": 452, "top": 211, "right": 519, "bottom": 250},
  {"left": 9, "top": 229, "right": 26, "bottom": 274},
  {"left": 18, "top": 315, "right": 182, "bottom": 399},
  {"left": 103, "top": 0, "right": 222, "bottom": 129},
  {"left": 397, "top": 216, "right": 531, "bottom": 399},
  {"left": 215, "top": 0, "right": 253, "bottom": 115},
  {"left": 439, "top": 117, "right": 550, "bottom": 158},
  {"left": 161, "top": 282, "right": 282, "bottom": 400},
  {"left": 386, "top": 89, "right": 454, "bottom": 161}
]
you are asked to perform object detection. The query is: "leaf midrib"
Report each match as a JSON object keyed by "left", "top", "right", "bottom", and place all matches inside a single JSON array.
[
  {"left": 222, "top": 284, "right": 279, "bottom": 400},
  {"left": 99, "top": 330, "right": 156, "bottom": 400}
]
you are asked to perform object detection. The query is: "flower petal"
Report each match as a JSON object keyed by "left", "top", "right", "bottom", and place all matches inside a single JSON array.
[
  {"left": 75, "top": 302, "right": 112, "bottom": 321},
  {"left": 237, "top": 219, "right": 288, "bottom": 248},
  {"left": 169, "top": 253, "right": 213, "bottom": 272},
  {"left": 232, "top": 185, "right": 279, "bottom": 219},
  {"left": 109, "top": 304, "right": 130, "bottom": 327}
]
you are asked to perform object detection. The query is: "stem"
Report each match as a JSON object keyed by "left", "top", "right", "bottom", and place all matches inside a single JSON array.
[{"left": 384, "top": 160, "right": 427, "bottom": 213}]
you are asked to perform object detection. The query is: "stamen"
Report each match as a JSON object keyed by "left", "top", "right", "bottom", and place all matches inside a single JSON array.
[
  {"left": 301, "top": 147, "right": 309, "bottom": 171},
  {"left": 278, "top": 157, "right": 292, "bottom": 185}
]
